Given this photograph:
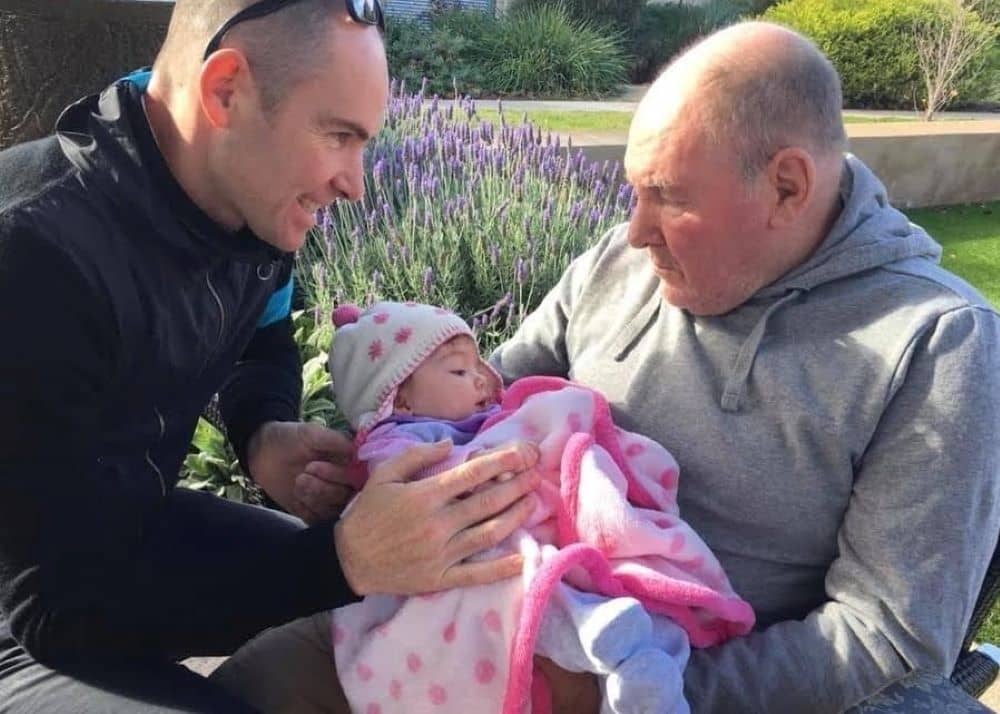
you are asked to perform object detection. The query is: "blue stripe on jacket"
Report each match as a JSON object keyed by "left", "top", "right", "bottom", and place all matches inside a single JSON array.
[{"left": 258, "top": 277, "right": 294, "bottom": 328}]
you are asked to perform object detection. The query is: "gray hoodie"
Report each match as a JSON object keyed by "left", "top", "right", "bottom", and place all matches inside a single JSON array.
[{"left": 492, "top": 155, "right": 1000, "bottom": 712}]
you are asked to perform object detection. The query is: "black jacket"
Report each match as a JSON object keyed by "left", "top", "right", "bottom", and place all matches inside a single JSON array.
[{"left": 0, "top": 77, "right": 355, "bottom": 666}]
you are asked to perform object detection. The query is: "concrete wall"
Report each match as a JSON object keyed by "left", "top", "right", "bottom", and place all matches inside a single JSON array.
[
  {"left": 568, "top": 120, "right": 1000, "bottom": 209},
  {"left": 847, "top": 121, "right": 1000, "bottom": 209}
]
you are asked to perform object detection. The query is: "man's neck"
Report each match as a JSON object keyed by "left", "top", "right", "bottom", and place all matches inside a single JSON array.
[{"left": 143, "top": 80, "right": 244, "bottom": 232}]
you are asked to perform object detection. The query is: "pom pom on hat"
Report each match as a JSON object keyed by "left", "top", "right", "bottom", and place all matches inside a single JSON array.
[{"left": 332, "top": 304, "right": 363, "bottom": 328}]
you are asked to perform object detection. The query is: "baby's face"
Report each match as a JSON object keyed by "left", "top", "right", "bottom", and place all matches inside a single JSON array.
[{"left": 394, "top": 336, "right": 495, "bottom": 420}]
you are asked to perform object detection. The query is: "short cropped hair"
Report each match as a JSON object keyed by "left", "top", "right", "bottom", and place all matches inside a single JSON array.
[
  {"left": 154, "top": 0, "right": 352, "bottom": 113},
  {"left": 672, "top": 27, "right": 847, "bottom": 180}
]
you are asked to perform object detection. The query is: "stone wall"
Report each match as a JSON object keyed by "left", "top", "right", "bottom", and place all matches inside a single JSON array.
[
  {"left": 566, "top": 120, "right": 1000, "bottom": 209},
  {"left": 0, "top": 0, "right": 171, "bottom": 150},
  {"left": 847, "top": 121, "right": 1000, "bottom": 209}
]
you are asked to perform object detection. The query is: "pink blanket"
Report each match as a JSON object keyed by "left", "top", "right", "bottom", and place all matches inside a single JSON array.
[{"left": 333, "top": 376, "right": 754, "bottom": 714}]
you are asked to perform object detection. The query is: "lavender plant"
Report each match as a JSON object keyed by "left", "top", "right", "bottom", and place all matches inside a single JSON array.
[{"left": 298, "top": 80, "right": 636, "bottom": 355}]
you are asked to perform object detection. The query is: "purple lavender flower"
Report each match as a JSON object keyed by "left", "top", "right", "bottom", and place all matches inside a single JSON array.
[
  {"left": 542, "top": 203, "right": 553, "bottom": 232},
  {"left": 422, "top": 267, "right": 435, "bottom": 293},
  {"left": 490, "top": 292, "right": 512, "bottom": 323},
  {"left": 515, "top": 257, "right": 528, "bottom": 285}
]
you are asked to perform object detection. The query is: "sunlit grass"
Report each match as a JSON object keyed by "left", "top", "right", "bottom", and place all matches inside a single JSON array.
[
  {"left": 905, "top": 201, "right": 1000, "bottom": 308},
  {"left": 470, "top": 108, "right": 919, "bottom": 134}
]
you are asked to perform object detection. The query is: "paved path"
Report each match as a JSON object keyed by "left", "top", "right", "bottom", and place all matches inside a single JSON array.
[
  {"left": 470, "top": 84, "right": 999, "bottom": 122},
  {"left": 471, "top": 97, "right": 999, "bottom": 122}
]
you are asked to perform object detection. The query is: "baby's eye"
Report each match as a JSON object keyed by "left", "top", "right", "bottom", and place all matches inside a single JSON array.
[{"left": 451, "top": 370, "right": 468, "bottom": 377}]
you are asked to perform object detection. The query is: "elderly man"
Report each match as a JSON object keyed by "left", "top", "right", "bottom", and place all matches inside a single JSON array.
[
  {"left": 0, "top": 1, "right": 540, "bottom": 711},
  {"left": 213, "top": 19, "right": 1000, "bottom": 714},
  {"left": 494, "top": 20, "right": 1000, "bottom": 712}
]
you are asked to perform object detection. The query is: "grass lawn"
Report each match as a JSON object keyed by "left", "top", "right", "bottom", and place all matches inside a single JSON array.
[
  {"left": 904, "top": 201, "right": 1000, "bottom": 643},
  {"left": 905, "top": 202, "right": 1000, "bottom": 307},
  {"left": 472, "top": 108, "right": 915, "bottom": 134}
]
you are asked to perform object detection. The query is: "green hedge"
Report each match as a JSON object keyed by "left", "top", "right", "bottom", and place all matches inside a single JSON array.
[{"left": 764, "top": 0, "right": 997, "bottom": 109}]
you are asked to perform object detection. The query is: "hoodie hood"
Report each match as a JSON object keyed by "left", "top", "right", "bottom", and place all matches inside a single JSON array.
[
  {"left": 718, "top": 154, "right": 943, "bottom": 412},
  {"left": 761, "top": 154, "right": 942, "bottom": 297},
  {"left": 54, "top": 73, "right": 283, "bottom": 266}
]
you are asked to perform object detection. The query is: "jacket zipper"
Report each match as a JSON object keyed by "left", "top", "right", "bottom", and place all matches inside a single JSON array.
[
  {"left": 205, "top": 272, "right": 226, "bottom": 351},
  {"left": 145, "top": 406, "right": 167, "bottom": 497}
]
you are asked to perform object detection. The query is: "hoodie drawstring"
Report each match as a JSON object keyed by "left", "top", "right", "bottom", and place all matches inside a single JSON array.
[{"left": 721, "top": 289, "right": 805, "bottom": 413}]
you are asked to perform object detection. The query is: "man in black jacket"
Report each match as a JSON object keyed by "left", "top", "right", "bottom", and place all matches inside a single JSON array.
[{"left": 0, "top": 1, "right": 540, "bottom": 711}]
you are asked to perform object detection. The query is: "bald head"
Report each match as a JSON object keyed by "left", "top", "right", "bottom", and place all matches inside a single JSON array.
[
  {"left": 633, "top": 22, "right": 846, "bottom": 180},
  {"left": 154, "top": 0, "right": 375, "bottom": 112}
]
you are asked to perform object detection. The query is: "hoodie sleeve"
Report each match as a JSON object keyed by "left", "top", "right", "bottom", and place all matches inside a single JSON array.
[
  {"left": 219, "top": 255, "right": 304, "bottom": 473},
  {"left": 682, "top": 305, "right": 1000, "bottom": 712}
]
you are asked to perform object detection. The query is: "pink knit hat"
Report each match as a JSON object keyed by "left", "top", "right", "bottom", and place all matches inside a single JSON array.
[{"left": 327, "top": 301, "right": 503, "bottom": 434}]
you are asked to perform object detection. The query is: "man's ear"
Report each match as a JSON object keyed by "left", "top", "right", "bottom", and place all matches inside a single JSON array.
[
  {"left": 198, "top": 49, "right": 251, "bottom": 129},
  {"left": 765, "top": 147, "right": 815, "bottom": 230}
]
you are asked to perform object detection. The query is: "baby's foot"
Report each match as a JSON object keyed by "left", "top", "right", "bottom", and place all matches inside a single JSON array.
[
  {"left": 573, "top": 595, "right": 652, "bottom": 669},
  {"left": 602, "top": 647, "right": 688, "bottom": 714}
]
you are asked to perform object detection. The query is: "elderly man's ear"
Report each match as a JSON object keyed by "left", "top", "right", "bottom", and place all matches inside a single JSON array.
[{"left": 764, "top": 147, "right": 816, "bottom": 229}]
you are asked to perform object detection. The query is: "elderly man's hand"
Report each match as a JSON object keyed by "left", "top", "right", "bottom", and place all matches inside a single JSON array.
[
  {"left": 334, "top": 439, "right": 542, "bottom": 595},
  {"left": 247, "top": 420, "right": 357, "bottom": 523}
]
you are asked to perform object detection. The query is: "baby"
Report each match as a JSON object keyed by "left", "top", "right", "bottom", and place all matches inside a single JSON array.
[{"left": 327, "top": 301, "right": 753, "bottom": 714}]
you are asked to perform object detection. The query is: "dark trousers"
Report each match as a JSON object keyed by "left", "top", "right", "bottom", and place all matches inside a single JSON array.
[
  {"left": 0, "top": 488, "right": 309, "bottom": 713},
  {"left": 0, "top": 643, "right": 257, "bottom": 713}
]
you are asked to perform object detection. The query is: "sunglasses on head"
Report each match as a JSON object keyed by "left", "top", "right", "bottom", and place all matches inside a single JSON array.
[{"left": 203, "top": 0, "right": 384, "bottom": 60}]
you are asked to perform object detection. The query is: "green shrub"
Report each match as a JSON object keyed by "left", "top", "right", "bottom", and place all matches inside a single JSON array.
[
  {"left": 627, "top": 1, "right": 783, "bottom": 83},
  {"left": 385, "top": 10, "right": 494, "bottom": 97},
  {"left": 631, "top": 3, "right": 706, "bottom": 82},
  {"left": 385, "top": 4, "right": 627, "bottom": 99},
  {"left": 478, "top": 4, "right": 628, "bottom": 97},
  {"left": 764, "top": 0, "right": 995, "bottom": 109},
  {"left": 508, "top": 0, "right": 645, "bottom": 33}
]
